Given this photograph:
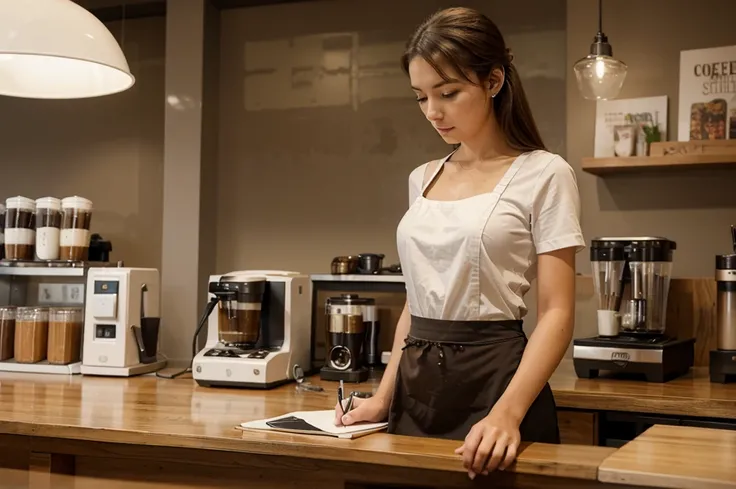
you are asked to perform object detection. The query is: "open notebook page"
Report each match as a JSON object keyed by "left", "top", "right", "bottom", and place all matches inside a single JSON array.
[{"left": 239, "top": 410, "right": 388, "bottom": 439}]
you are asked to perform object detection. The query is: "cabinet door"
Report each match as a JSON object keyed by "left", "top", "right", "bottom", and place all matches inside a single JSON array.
[{"left": 557, "top": 410, "right": 598, "bottom": 445}]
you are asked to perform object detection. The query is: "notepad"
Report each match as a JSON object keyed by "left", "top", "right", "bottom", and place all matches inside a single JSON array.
[{"left": 238, "top": 410, "right": 388, "bottom": 439}]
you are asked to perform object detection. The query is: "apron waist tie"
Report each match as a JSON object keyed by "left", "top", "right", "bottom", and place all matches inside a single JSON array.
[
  {"left": 402, "top": 316, "right": 526, "bottom": 367},
  {"left": 401, "top": 337, "right": 465, "bottom": 367}
]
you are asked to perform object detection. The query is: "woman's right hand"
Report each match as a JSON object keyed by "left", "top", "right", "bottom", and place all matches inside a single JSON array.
[{"left": 334, "top": 394, "right": 389, "bottom": 426}]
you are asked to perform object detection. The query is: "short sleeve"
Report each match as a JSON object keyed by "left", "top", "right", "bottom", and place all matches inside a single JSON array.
[{"left": 531, "top": 155, "right": 586, "bottom": 254}]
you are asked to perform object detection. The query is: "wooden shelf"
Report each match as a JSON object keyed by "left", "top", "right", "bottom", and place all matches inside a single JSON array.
[{"left": 582, "top": 140, "right": 736, "bottom": 175}]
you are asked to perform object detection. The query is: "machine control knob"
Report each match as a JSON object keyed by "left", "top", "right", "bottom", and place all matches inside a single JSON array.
[{"left": 253, "top": 369, "right": 260, "bottom": 376}]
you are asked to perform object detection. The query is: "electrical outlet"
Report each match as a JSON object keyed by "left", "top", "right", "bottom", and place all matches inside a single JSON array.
[
  {"left": 38, "top": 284, "right": 64, "bottom": 304},
  {"left": 62, "top": 284, "right": 85, "bottom": 304},
  {"left": 38, "top": 283, "right": 85, "bottom": 305}
]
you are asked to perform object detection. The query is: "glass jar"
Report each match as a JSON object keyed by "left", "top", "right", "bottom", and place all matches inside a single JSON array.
[
  {"left": 14, "top": 306, "right": 49, "bottom": 363},
  {"left": 47, "top": 306, "right": 84, "bottom": 365},
  {"left": 0, "top": 306, "right": 16, "bottom": 361},
  {"left": 60, "top": 196, "right": 93, "bottom": 261},
  {"left": 35, "top": 197, "right": 62, "bottom": 261},
  {"left": 4, "top": 196, "right": 36, "bottom": 261}
]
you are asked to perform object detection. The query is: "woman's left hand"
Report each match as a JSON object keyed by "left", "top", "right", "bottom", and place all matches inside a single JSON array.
[{"left": 454, "top": 408, "right": 521, "bottom": 478}]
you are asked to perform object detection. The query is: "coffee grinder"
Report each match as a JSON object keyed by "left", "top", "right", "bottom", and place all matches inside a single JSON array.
[
  {"left": 709, "top": 225, "right": 736, "bottom": 383},
  {"left": 192, "top": 270, "right": 311, "bottom": 389},
  {"left": 573, "top": 237, "right": 695, "bottom": 382},
  {"left": 81, "top": 267, "right": 167, "bottom": 377},
  {"left": 320, "top": 293, "right": 376, "bottom": 383}
]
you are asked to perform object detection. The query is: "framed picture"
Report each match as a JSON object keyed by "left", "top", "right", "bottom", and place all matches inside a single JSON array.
[
  {"left": 677, "top": 44, "right": 736, "bottom": 141},
  {"left": 594, "top": 96, "right": 668, "bottom": 157}
]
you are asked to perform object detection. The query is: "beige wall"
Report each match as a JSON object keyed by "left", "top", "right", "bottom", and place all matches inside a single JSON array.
[
  {"left": 3, "top": 0, "right": 734, "bottom": 363},
  {"left": 0, "top": 16, "right": 166, "bottom": 271},
  {"left": 215, "top": 0, "right": 566, "bottom": 275},
  {"left": 567, "top": 0, "right": 736, "bottom": 279}
]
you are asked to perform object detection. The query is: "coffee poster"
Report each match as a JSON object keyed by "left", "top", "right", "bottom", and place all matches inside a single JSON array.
[{"left": 677, "top": 44, "right": 736, "bottom": 141}]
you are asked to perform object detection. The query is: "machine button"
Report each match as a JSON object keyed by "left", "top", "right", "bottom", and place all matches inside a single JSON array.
[{"left": 92, "top": 294, "right": 117, "bottom": 319}]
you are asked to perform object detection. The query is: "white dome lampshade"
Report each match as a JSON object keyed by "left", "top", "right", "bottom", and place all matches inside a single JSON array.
[
  {"left": 0, "top": 0, "right": 135, "bottom": 99},
  {"left": 573, "top": 0, "right": 627, "bottom": 101}
]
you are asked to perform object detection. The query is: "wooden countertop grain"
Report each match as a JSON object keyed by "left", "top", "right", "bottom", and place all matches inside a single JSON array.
[
  {"left": 1, "top": 358, "right": 735, "bottom": 485},
  {"left": 0, "top": 370, "right": 614, "bottom": 481},
  {"left": 549, "top": 360, "right": 736, "bottom": 419},
  {"left": 598, "top": 424, "right": 736, "bottom": 489}
]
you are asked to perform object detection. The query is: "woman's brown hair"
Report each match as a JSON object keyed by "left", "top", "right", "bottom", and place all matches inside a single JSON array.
[{"left": 401, "top": 7, "right": 546, "bottom": 152}]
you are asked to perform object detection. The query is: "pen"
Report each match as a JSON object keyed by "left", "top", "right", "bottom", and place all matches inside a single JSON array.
[{"left": 338, "top": 380, "right": 353, "bottom": 416}]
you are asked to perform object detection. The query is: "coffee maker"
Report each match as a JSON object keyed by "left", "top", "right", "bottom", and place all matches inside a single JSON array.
[
  {"left": 573, "top": 237, "right": 695, "bottom": 382},
  {"left": 81, "top": 267, "right": 167, "bottom": 377},
  {"left": 320, "top": 293, "right": 378, "bottom": 383},
  {"left": 192, "top": 270, "right": 311, "bottom": 389},
  {"left": 710, "top": 226, "right": 736, "bottom": 383}
]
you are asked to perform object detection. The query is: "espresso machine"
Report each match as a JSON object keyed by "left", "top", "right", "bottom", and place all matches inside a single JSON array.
[
  {"left": 191, "top": 270, "right": 311, "bottom": 389},
  {"left": 573, "top": 237, "right": 695, "bottom": 382},
  {"left": 710, "top": 226, "right": 736, "bottom": 383},
  {"left": 320, "top": 293, "right": 379, "bottom": 383},
  {"left": 81, "top": 267, "right": 167, "bottom": 377}
]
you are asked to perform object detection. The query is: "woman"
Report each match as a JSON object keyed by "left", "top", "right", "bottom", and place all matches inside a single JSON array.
[{"left": 334, "top": 6, "right": 584, "bottom": 479}]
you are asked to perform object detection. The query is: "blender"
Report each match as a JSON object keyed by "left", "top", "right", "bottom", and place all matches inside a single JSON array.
[{"left": 573, "top": 237, "right": 695, "bottom": 382}]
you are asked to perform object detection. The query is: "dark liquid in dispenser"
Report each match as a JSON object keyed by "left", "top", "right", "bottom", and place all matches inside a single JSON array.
[
  {"left": 4, "top": 207, "right": 36, "bottom": 260},
  {"left": 218, "top": 303, "right": 261, "bottom": 346},
  {"left": 0, "top": 318, "right": 14, "bottom": 361}
]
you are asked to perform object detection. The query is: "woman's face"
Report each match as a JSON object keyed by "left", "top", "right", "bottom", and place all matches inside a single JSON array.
[{"left": 408, "top": 56, "right": 496, "bottom": 145}]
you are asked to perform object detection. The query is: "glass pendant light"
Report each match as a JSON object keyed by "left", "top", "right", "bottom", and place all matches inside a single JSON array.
[
  {"left": 0, "top": 0, "right": 135, "bottom": 99},
  {"left": 573, "top": 0, "right": 627, "bottom": 101}
]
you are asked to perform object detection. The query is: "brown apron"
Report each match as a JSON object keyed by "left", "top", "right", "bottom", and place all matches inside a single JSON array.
[{"left": 387, "top": 315, "right": 560, "bottom": 443}]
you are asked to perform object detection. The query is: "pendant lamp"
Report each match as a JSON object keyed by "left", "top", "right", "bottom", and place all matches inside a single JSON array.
[
  {"left": 573, "top": 0, "right": 627, "bottom": 101},
  {"left": 0, "top": 0, "right": 135, "bottom": 99}
]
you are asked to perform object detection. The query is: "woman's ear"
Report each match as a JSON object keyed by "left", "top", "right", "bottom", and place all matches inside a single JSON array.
[{"left": 488, "top": 67, "right": 505, "bottom": 97}]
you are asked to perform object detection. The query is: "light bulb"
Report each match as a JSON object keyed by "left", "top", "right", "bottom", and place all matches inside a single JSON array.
[{"left": 595, "top": 58, "right": 605, "bottom": 79}]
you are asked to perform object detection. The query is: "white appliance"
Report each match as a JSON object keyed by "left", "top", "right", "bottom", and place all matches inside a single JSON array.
[
  {"left": 192, "top": 270, "right": 311, "bottom": 389},
  {"left": 81, "top": 267, "right": 167, "bottom": 377}
]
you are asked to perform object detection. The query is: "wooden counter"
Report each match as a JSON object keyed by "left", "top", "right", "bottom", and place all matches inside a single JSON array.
[
  {"left": 0, "top": 370, "right": 617, "bottom": 488},
  {"left": 550, "top": 359, "right": 736, "bottom": 419},
  {"left": 0, "top": 367, "right": 734, "bottom": 488},
  {"left": 599, "top": 424, "right": 736, "bottom": 489}
]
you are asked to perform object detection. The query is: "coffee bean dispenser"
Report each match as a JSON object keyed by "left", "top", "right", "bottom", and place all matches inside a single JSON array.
[
  {"left": 4, "top": 196, "right": 36, "bottom": 261},
  {"left": 60, "top": 196, "right": 93, "bottom": 262},
  {"left": 35, "top": 197, "right": 62, "bottom": 261}
]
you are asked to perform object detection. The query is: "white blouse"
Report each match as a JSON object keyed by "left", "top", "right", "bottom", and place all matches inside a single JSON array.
[{"left": 396, "top": 149, "right": 585, "bottom": 321}]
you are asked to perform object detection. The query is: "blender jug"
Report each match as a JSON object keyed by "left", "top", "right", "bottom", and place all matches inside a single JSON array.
[
  {"left": 591, "top": 239, "right": 627, "bottom": 336},
  {"left": 621, "top": 239, "right": 676, "bottom": 334},
  {"left": 625, "top": 259, "right": 673, "bottom": 334},
  {"left": 213, "top": 276, "right": 266, "bottom": 347}
]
